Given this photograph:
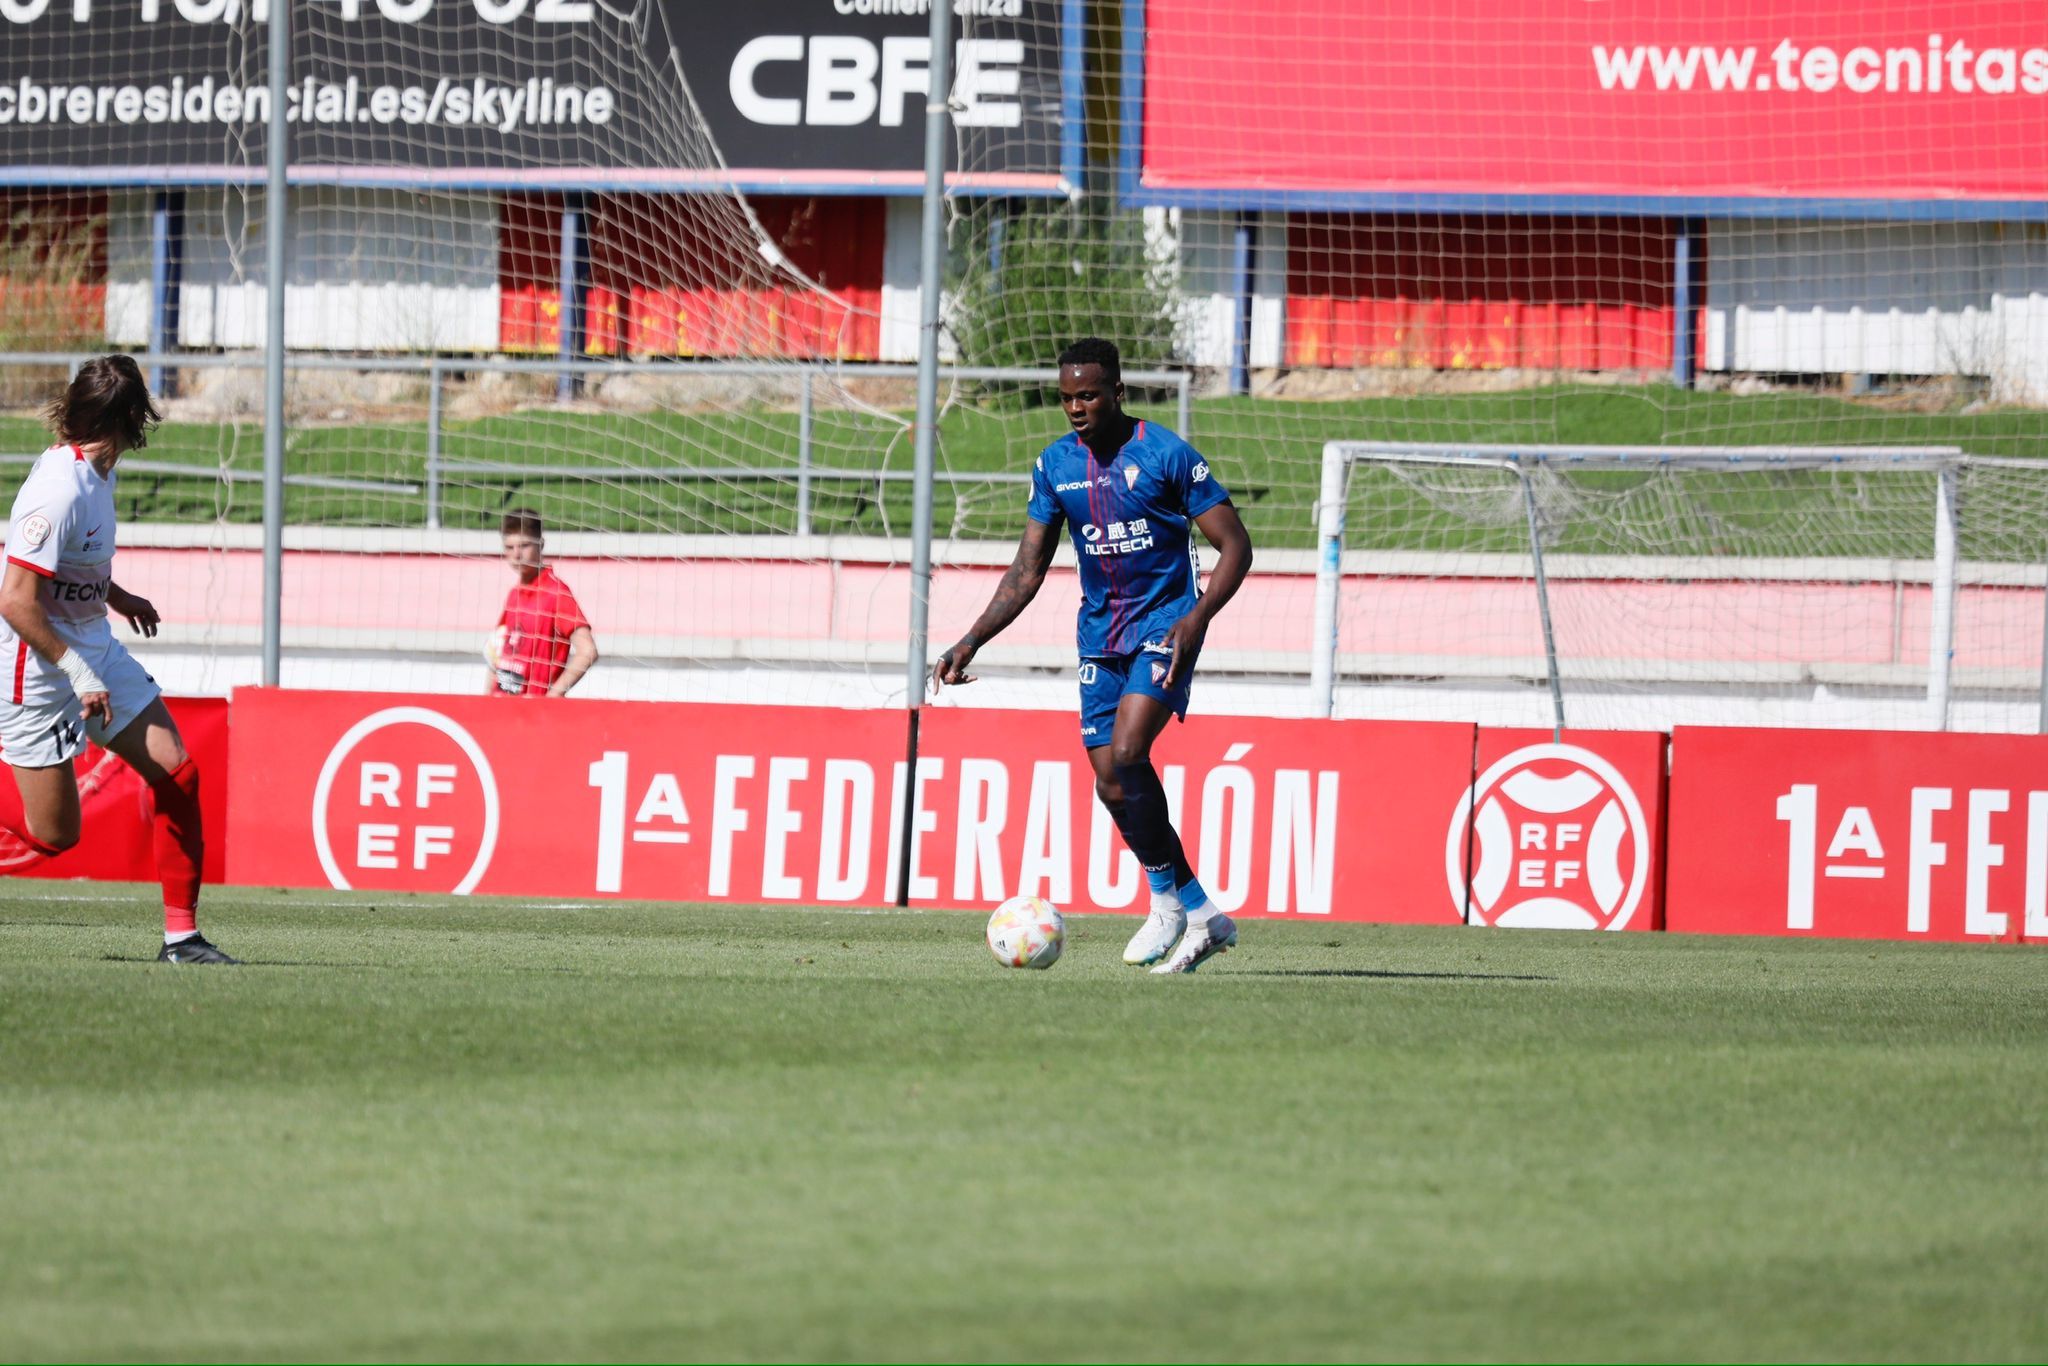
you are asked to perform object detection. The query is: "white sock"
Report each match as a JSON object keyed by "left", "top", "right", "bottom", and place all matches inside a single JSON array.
[
  {"left": 1148, "top": 887, "right": 1185, "bottom": 916},
  {"left": 164, "top": 929, "right": 199, "bottom": 945}
]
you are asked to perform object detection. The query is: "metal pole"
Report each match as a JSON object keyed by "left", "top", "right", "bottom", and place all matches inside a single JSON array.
[
  {"left": 1521, "top": 467, "right": 1567, "bottom": 738},
  {"left": 556, "top": 193, "right": 585, "bottom": 404},
  {"left": 1308, "top": 443, "right": 1347, "bottom": 718},
  {"left": 1176, "top": 371, "right": 1191, "bottom": 439},
  {"left": 896, "top": 0, "right": 952, "bottom": 909},
  {"left": 1228, "top": 212, "right": 1254, "bottom": 397},
  {"left": 1929, "top": 462, "right": 1958, "bottom": 730},
  {"left": 260, "top": 0, "right": 289, "bottom": 688},
  {"left": 148, "top": 191, "right": 181, "bottom": 398},
  {"left": 1671, "top": 220, "right": 1696, "bottom": 388},
  {"left": 2038, "top": 540, "right": 2048, "bottom": 734},
  {"left": 796, "top": 369, "right": 814, "bottom": 537},
  {"left": 425, "top": 359, "right": 443, "bottom": 530}
]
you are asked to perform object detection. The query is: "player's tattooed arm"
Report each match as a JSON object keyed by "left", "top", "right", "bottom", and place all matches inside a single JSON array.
[
  {"left": 107, "top": 582, "right": 160, "bottom": 638},
  {"left": 1162, "top": 501, "right": 1254, "bottom": 688},
  {"left": 931, "top": 517, "right": 1060, "bottom": 691}
]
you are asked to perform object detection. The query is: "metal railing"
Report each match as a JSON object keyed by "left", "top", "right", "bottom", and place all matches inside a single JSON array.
[
  {"left": 3, "top": 351, "right": 1194, "bottom": 532},
  {"left": 0, "top": 452, "right": 418, "bottom": 495}
]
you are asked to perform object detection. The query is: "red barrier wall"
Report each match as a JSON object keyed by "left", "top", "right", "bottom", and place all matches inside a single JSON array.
[
  {"left": 225, "top": 688, "right": 1482, "bottom": 918},
  {"left": 0, "top": 687, "right": 2018, "bottom": 945},
  {"left": 219, "top": 689, "right": 1680, "bottom": 936},
  {"left": 500, "top": 194, "right": 885, "bottom": 359},
  {"left": 1286, "top": 215, "right": 1681, "bottom": 372},
  {"left": 0, "top": 696, "right": 229, "bottom": 886},
  {"left": 1666, "top": 726, "right": 2048, "bottom": 942}
]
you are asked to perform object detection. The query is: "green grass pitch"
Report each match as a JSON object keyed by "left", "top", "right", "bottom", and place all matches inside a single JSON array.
[{"left": 2, "top": 882, "right": 2043, "bottom": 1362}]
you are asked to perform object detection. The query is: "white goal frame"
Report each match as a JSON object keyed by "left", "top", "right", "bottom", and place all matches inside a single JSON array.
[{"left": 1311, "top": 442, "right": 1991, "bottom": 732}]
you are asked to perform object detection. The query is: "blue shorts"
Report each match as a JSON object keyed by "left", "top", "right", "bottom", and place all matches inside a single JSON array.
[{"left": 1078, "top": 644, "right": 1198, "bottom": 749}]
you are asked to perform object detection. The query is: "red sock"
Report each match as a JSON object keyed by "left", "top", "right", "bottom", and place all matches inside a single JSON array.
[
  {"left": 151, "top": 758, "right": 204, "bottom": 934},
  {"left": 0, "top": 826, "right": 65, "bottom": 870}
]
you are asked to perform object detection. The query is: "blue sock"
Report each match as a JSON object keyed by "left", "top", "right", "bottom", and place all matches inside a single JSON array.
[{"left": 1178, "top": 878, "right": 1210, "bottom": 913}]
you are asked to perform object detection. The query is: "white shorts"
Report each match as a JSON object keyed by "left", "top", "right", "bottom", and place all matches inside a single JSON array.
[{"left": 0, "top": 639, "right": 160, "bottom": 769}]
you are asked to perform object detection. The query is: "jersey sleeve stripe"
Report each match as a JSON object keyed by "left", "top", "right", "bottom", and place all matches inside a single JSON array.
[{"left": 6, "top": 555, "right": 54, "bottom": 579}]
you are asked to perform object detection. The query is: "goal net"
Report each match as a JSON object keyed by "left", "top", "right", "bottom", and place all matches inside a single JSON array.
[
  {"left": 3, "top": 0, "right": 1052, "bottom": 708},
  {"left": 0, "top": 0, "right": 2044, "bottom": 731},
  {"left": 926, "top": 0, "right": 2048, "bottom": 732},
  {"left": 1314, "top": 445, "right": 2048, "bottom": 733}
]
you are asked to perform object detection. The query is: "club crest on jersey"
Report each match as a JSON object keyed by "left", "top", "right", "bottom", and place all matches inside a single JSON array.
[
  {"left": 17, "top": 513, "right": 50, "bottom": 548},
  {"left": 1123, "top": 466, "right": 1140, "bottom": 490}
]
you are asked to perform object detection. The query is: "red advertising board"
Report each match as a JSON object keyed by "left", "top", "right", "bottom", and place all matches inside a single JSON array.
[
  {"left": 1666, "top": 726, "right": 2048, "bottom": 941},
  {"left": 224, "top": 688, "right": 1481, "bottom": 921},
  {"left": 918, "top": 707, "right": 1471, "bottom": 921},
  {"left": 0, "top": 696, "right": 229, "bottom": 886},
  {"left": 1455, "top": 730, "right": 1668, "bottom": 931},
  {"left": 1140, "top": 0, "right": 2048, "bottom": 202}
]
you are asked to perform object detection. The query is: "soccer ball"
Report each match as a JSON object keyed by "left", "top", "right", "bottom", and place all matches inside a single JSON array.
[
  {"left": 484, "top": 624, "right": 525, "bottom": 695},
  {"left": 985, "top": 895, "right": 1064, "bottom": 969}
]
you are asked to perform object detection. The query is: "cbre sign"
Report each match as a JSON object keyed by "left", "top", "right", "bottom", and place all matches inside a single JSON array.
[{"left": 0, "top": 0, "right": 1069, "bottom": 191}]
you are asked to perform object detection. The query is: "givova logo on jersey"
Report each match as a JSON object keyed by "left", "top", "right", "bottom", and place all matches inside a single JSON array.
[{"left": 1445, "top": 743, "right": 1649, "bottom": 929}]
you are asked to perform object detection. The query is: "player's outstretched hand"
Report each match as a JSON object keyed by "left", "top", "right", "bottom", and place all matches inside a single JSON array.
[
  {"left": 930, "top": 638, "right": 979, "bottom": 693},
  {"left": 111, "top": 587, "right": 160, "bottom": 637},
  {"left": 78, "top": 689, "right": 111, "bottom": 726}
]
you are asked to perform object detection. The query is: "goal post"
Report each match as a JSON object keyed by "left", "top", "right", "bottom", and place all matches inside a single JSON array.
[{"left": 1307, "top": 442, "right": 2032, "bottom": 733}]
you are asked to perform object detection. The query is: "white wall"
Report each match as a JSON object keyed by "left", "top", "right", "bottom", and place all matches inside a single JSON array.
[
  {"left": 879, "top": 195, "right": 922, "bottom": 363},
  {"left": 103, "top": 190, "right": 151, "bottom": 347},
  {"left": 105, "top": 188, "right": 501, "bottom": 353},
  {"left": 1155, "top": 207, "right": 1284, "bottom": 371},
  {"left": 1704, "top": 219, "right": 2048, "bottom": 400}
]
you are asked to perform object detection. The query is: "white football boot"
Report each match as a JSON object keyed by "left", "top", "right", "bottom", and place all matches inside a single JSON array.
[
  {"left": 1151, "top": 913, "right": 1238, "bottom": 974},
  {"left": 1123, "top": 897, "right": 1187, "bottom": 966}
]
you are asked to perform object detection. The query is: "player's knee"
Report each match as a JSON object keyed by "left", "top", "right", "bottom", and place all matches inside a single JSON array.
[
  {"left": 1108, "top": 738, "right": 1154, "bottom": 770},
  {"left": 1094, "top": 772, "right": 1124, "bottom": 807},
  {"left": 148, "top": 757, "right": 202, "bottom": 811}
]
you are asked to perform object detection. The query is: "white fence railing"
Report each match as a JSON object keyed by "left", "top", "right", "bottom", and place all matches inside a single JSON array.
[{"left": 0, "top": 351, "right": 1195, "bottom": 533}]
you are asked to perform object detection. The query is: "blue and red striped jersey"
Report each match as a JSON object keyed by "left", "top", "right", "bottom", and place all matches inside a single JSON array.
[{"left": 1025, "top": 421, "right": 1230, "bottom": 658}]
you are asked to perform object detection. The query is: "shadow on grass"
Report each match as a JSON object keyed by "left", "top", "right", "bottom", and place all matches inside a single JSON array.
[
  {"left": 1235, "top": 968, "right": 1555, "bottom": 982},
  {"left": 96, "top": 953, "right": 381, "bottom": 968}
]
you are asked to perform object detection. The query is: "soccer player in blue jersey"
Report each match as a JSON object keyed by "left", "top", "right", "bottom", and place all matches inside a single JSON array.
[{"left": 931, "top": 338, "right": 1254, "bottom": 973}]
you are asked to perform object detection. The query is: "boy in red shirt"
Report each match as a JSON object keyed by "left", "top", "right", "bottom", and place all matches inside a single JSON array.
[{"left": 486, "top": 509, "right": 598, "bottom": 697}]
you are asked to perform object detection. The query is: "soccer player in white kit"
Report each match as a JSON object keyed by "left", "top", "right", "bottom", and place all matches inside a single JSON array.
[{"left": 0, "top": 356, "right": 232, "bottom": 963}]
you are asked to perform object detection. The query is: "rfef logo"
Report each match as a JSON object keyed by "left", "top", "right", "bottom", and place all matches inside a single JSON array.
[
  {"left": 311, "top": 707, "right": 500, "bottom": 895},
  {"left": 1445, "top": 743, "right": 1648, "bottom": 930}
]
